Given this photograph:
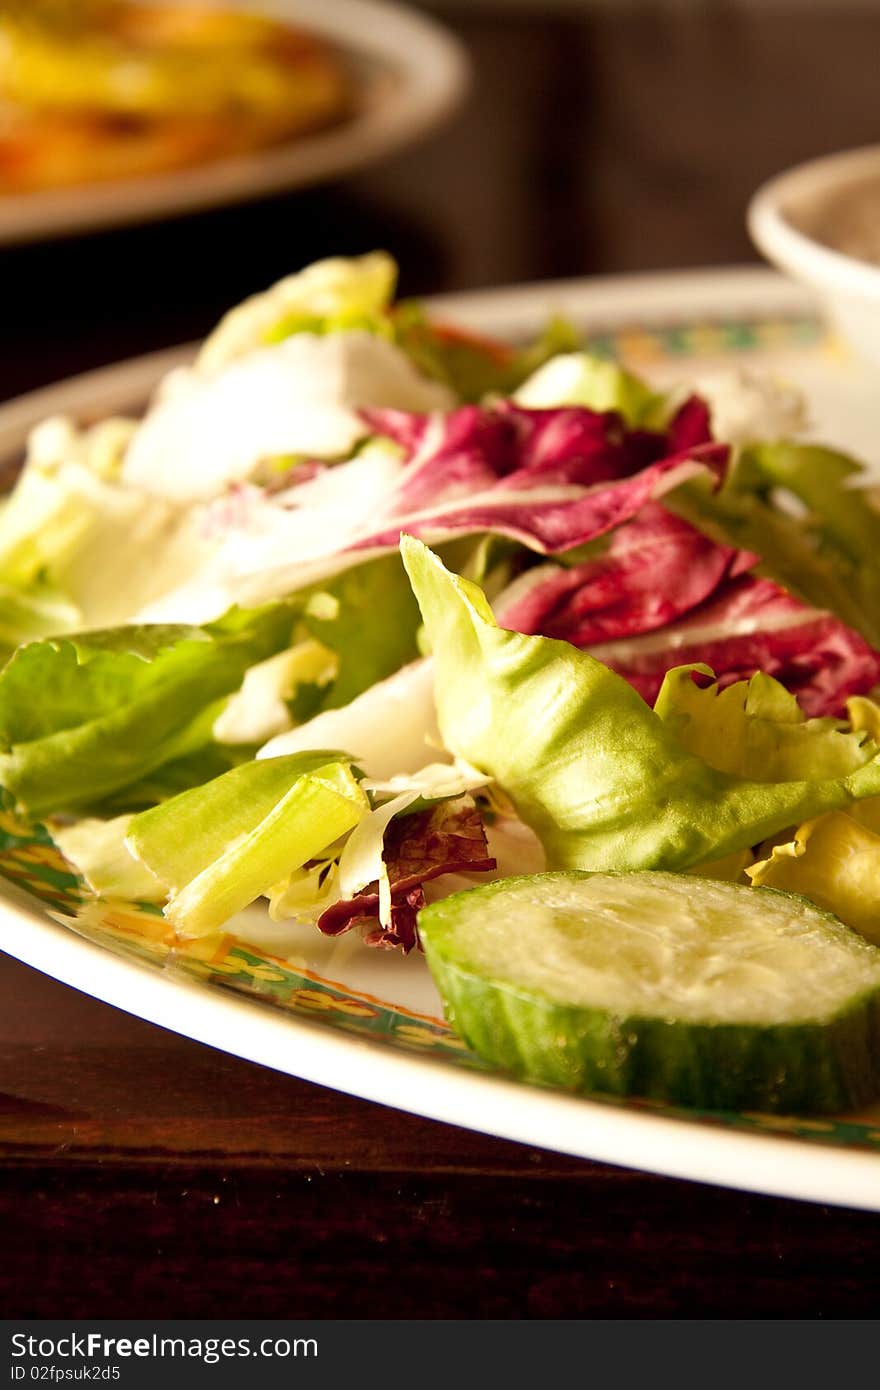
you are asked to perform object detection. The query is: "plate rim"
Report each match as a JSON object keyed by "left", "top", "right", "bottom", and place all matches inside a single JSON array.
[
  {"left": 3, "top": 875, "right": 880, "bottom": 1212},
  {"left": 0, "top": 263, "right": 818, "bottom": 434},
  {"left": 0, "top": 0, "right": 471, "bottom": 246},
  {"left": 5, "top": 262, "right": 880, "bottom": 1211}
]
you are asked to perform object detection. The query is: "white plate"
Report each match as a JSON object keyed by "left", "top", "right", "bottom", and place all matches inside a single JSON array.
[
  {"left": 0, "top": 0, "right": 470, "bottom": 246},
  {"left": 3, "top": 265, "right": 880, "bottom": 1212}
]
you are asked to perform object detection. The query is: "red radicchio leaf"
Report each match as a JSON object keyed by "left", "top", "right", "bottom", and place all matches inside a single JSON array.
[
  {"left": 496, "top": 503, "right": 744, "bottom": 646},
  {"left": 666, "top": 396, "right": 714, "bottom": 454},
  {"left": 589, "top": 573, "right": 880, "bottom": 717},
  {"left": 317, "top": 796, "right": 496, "bottom": 952},
  {"left": 355, "top": 401, "right": 728, "bottom": 556}
]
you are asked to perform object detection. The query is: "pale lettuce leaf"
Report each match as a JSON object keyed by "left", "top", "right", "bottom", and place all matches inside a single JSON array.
[
  {"left": 198, "top": 252, "right": 399, "bottom": 372},
  {"left": 0, "top": 582, "right": 82, "bottom": 659},
  {"left": 52, "top": 814, "right": 165, "bottom": 902},
  {"left": 401, "top": 536, "right": 880, "bottom": 872},
  {"left": 0, "top": 440, "right": 205, "bottom": 630},
  {"left": 260, "top": 657, "right": 440, "bottom": 781},
  {"left": 123, "top": 334, "right": 453, "bottom": 505}
]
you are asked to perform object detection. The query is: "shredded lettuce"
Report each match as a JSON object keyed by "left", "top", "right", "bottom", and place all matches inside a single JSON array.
[
  {"left": 316, "top": 793, "right": 495, "bottom": 952},
  {"left": 127, "top": 752, "right": 367, "bottom": 938},
  {"left": 401, "top": 536, "right": 880, "bottom": 873}
]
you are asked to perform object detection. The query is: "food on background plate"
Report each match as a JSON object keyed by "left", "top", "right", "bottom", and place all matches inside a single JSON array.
[
  {"left": 0, "top": 0, "right": 353, "bottom": 193},
  {"left": 4, "top": 250, "right": 880, "bottom": 1113}
]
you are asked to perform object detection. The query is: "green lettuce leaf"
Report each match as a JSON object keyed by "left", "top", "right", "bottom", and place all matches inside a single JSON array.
[
  {"left": 514, "top": 351, "right": 663, "bottom": 425},
  {"left": 298, "top": 553, "right": 422, "bottom": 711},
  {"left": 0, "top": 603, "right": 295, "bottom": 816},
  {"left": 96, "top": 725, "right": 257, "bottom": 813},
  {"left": 668, "top": 441, "right": 880, "bottom": 648},
  {"left": 400, "top": 536, "right": 880, "bottom": 872},
  {"left": 391, "top": 305, "right": 579, "bottom": 403},
  {"left": 213, "top": 553, "right": 423, "bottom": 744},
  {"left": 0, "top": 582, "right": 82, "bottom": 661},
  {"left": 127, "top": 752, "right": 367, "bottom": 937}
]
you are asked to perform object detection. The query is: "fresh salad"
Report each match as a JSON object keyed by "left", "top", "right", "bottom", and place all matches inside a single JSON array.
[{"left": 4, "top": 251, "right": 880, "bottom": 1115}]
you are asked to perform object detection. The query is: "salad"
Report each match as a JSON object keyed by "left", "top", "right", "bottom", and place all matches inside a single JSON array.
[{"left": 4, "top": 251, "right": 880, "bottom": 1114}]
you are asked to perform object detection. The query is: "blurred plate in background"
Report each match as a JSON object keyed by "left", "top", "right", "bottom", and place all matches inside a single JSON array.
[{"left": 0, "top": 0, "right": 470, "bottom": 246}]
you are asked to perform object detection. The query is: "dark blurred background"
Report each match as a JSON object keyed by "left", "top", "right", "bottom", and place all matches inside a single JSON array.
[{"left": 3, "top": 0, "right": 880, "bottom": 400}]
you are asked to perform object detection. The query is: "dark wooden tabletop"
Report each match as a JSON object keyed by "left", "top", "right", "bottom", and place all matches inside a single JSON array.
[{"left": 3, "top": 3, "right": 880, "bottom": 1319}]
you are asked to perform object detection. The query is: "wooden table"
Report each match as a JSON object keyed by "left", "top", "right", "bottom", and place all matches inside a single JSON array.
[{"left": 3, "top": 4, "right": 880, "bottom": 1317}]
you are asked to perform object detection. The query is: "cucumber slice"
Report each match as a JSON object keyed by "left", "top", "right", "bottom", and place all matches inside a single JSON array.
[{"left": 418, "top": 871, "right": 880, "bottom": 1113}]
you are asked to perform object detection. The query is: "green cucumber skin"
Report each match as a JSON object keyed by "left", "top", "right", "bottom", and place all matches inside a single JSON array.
[
  {"left": 424, "top": 947, "right": 880, "bottom": 1113},
  {"left": 420, "top": 869, "right": 880, "bottom": 1115}
]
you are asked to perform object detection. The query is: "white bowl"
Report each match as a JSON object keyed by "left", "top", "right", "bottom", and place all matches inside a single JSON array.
[{"left": 748, "top": 145, "right": 880, "bottom": 367}]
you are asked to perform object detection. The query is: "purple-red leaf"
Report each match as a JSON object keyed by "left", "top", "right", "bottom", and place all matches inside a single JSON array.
[
  {"left": 496, "top": 503, "right": 742, "bottom": 646},
  {"left": 317, "top": 796, "right": 496, "bottom": 951},
  {"left": 589, "top": 574, "right": 880, "bottom": 717},
  {"left": 353, "top": 402, "right": 727, "bottom": 556}
]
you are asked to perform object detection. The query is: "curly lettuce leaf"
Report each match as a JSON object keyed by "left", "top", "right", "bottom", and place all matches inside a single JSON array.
[
  {"left": 127, "top": 752, "right": 367, "bottom": 938},
  {"left": 401, "top": 536, "right": 880, "bottom": 872},
  {"left": 654, "top": 665, "right": 875, "bottom": 781},
  {"left": 0, "top": 603, "right": 295, "bottom": 816},
  {"left": 748, "top": 812, "right": 880, "bottom": 946}
]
